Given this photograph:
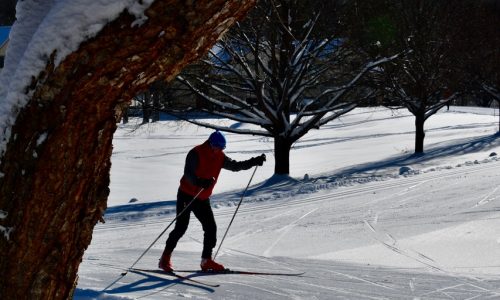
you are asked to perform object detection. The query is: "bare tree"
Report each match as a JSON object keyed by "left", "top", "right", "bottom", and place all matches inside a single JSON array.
[
  {"left": 133, "top": 82, "right": 164, "bottom": 124},
  {"left": 174, "top": 0, "right": 399, "bottom": 174},
  {"left": 0, "top": 0, "right": 256, "bottom": 298},
  {"left": 351, "top": 0, "right": 464, "bottom": 154}
]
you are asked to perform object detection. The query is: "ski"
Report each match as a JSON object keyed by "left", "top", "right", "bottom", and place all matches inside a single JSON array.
[
  {"left": 175, "top": 268, "right": 305, "bottom": 276},
  {"left": 130, "top": 268, "right": 220, "bottom": 288}
]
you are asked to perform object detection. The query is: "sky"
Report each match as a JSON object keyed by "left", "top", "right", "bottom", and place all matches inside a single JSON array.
[
  {"left": 75, "top": 106, "right": 500, "bottom": 299},
  {"left": 0, "top": 26, "right": 9, "bottom": 46}
]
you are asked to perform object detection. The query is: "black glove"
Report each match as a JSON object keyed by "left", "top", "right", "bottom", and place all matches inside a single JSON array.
[
  {"left": 197, "top": 177, "right": 215, "bottom": 189},
  {"left": 253, "top": 154, "right": 266, "bottom": 166}
]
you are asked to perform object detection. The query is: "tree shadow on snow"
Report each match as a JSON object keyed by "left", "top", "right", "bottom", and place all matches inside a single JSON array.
[
  {"left": 105, "top": 200, "right": 177, "bottom": 215},
  {"left": 231, "top": 174, "right": 301, "bottom": 199},
  {"left": 100, "top": 200, "right": 178, "bottom": 223},
  {"left": 319, "top": 132, "right": 500, "bottom": 180},
  {"left": 228, "top": 132, "right": 500, "bottom": 199}
]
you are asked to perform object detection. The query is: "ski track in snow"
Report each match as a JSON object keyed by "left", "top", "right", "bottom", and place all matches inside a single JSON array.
[
  {"left": 263, "top": 208, "right": 318, "bottom": 257},
  {"left": 78, "top": 148, "right": 500, "bottom": 298},
  {"left": 361, "top": 219, "right": 500, "bottom": 299},
  {"left": 219, "top": 205, "right": 308, "bottom": 246},
  {"left": 363, "top": 219, "right": 445, "bottom": 274},
  {"left": 323, "top": 269, "right": 397, "bottom": 291},
  {"left": 472, "top": 186, "right": 499, "bottom": 208},
  {"left": 97, "top": 159, "right": 500, "bottom": 233}
]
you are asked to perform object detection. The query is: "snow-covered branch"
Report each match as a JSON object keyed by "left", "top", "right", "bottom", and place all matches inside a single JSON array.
[
  {"left": 164, "top": 112, "right": 272, "bottom": 137},
  {"left": 316, "top": 52, "right": 406, "bottom": 104},
  {"left": 424, "top": 92, "right": 458, "bottom": 120}
]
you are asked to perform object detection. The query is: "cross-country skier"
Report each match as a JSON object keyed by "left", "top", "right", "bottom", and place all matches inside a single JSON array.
[{"left": 159, "top": 131, "right": 266, "bottom": 272}]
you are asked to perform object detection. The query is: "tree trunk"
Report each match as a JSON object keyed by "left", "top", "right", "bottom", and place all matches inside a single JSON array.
[
  {"left": 274, "top": 136, "right": 292, "bottom": 175},
  {"left": 142, "top": 99, "right": 151, "bottom": 124},
  {"left": 497, "top": 100, "right": 500, "bottom": 132},
  {"left": 0, "top": 0, "right": 256, "bottom": 299},
  {"left": 151, "top": 81, "right": 162, "bottom": 122},
  {"left": 414, "top": 112, "right": 426, "bottom": 153},
  {"left": 122, "top": 108, "right": 129, "bottom": 124},
  {"left": 152, "top": 91, "right": 161, "bottom": 123}
]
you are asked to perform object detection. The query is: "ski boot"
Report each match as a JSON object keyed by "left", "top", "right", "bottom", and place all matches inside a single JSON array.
[
  {"left": 158, "top": 249, "right": 173, "bottom": 272},
  {"left": 200, "top": 258, "right": 225, "bottom": 272}
]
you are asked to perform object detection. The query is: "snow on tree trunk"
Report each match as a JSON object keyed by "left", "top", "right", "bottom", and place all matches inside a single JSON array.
[{"left": 0, "top": 0, "right": 255, "bottom": 299}]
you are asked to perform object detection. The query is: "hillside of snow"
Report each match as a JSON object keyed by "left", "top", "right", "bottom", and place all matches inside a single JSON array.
[{"left": 76, "top": 107, "right": 500, "bottom": 299}]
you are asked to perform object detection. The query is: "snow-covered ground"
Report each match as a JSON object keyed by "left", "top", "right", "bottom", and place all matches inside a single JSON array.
[{"left": 76, "top": 107, "right": 500, "bottom": 299}]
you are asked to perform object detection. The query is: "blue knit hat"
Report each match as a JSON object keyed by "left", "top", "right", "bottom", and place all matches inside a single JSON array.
[{"left": 208, "top": 131, "right": 226, "bottom": 149}]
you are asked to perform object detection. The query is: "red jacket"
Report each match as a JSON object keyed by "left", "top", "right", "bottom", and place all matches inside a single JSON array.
[{"left": 179, "top": 141, "right": 224, "bottom": 199}]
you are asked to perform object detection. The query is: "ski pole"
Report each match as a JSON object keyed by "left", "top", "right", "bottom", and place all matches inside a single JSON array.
[
  {"left": 122, "top": 188, "right": 204, "bottom": 275},
  {"left": 214, "top": 165, "right": 258, "bottom": 259}
]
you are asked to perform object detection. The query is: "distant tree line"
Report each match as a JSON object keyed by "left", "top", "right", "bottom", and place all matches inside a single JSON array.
[
  {"left": 348, "top": 0, "right": 499, "bottom": 153},
  {"left": 344, "top": 0, "right": 498, "bottom": 152},
  {"left": 129, "top": 0, "right": 499, "bottom": 173}
]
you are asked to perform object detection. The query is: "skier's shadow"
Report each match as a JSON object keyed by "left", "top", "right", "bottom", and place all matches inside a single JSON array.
[{"left": 105, "top": 270, "right": 216, "bottom": 295}]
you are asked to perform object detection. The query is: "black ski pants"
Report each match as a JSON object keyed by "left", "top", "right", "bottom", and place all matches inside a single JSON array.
[{"left": 165, "top": 189, "right": 217, "bottom": 259}]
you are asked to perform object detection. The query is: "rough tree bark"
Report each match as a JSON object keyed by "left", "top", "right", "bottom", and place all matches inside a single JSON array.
[{"left": 0, "top": 0, "right": 256, "bottom": 299}]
